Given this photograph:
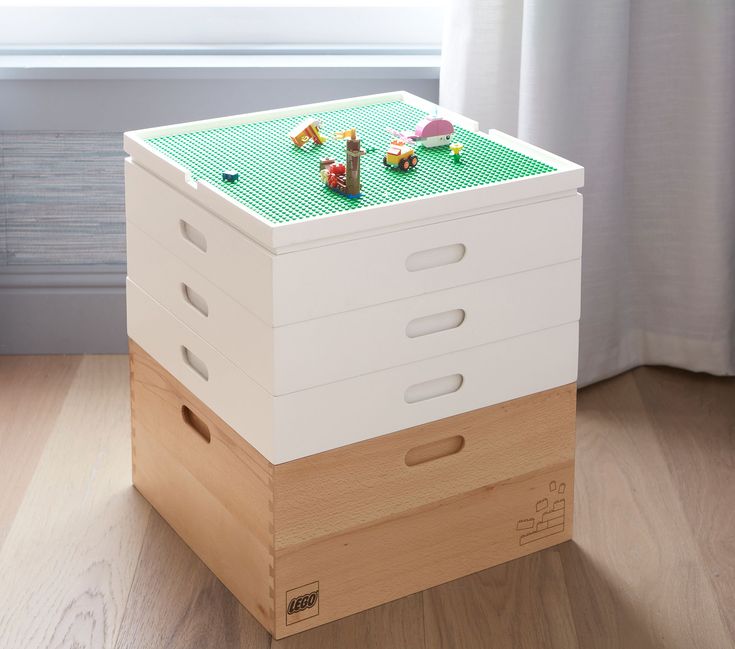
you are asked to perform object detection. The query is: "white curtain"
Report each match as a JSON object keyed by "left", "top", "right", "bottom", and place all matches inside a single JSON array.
[{"left": 441, "top": 0, "right": 735, "bottom": 386}]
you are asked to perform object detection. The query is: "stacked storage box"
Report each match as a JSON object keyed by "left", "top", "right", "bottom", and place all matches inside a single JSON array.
[{"left": 124, "top": 91, "right": 584, "bottom": 638}]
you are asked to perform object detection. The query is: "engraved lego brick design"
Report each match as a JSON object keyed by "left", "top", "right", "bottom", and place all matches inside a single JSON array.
[
  {"left": 516, "top": 480, "right": 566, "bottom": 545},
  {"left": 144, "top": 100, "right": 556, "bottom": 225}
]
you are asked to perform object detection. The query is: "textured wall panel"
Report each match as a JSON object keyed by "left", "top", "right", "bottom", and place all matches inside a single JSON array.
[
  {"left": 0, "top": 131, "right": 126, "bottom": 266},
  {"left": 0, "top": 132, "right": 7, "bottom": 266}
]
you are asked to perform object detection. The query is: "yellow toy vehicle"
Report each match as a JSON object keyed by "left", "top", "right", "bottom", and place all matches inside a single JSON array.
[{"left": 383, "top": 139, "right": 418, "bottom": 171}]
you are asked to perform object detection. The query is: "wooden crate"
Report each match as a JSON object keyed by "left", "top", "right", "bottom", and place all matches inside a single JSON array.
[{"left": 130, "top": 341, "right": 576, "bottom": 639}]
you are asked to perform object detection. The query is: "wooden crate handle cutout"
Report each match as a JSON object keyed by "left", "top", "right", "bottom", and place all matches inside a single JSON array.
[
  {"left": 405, "top": 435, "right": 465, "bottom": 466},
  {"left": 180, "top": 404, "right": 211, "bottom": 443}
]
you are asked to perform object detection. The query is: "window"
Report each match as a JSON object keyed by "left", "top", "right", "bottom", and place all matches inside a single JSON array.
[{"left": 0, "top": 1, "right": 444, "bottom": 55}]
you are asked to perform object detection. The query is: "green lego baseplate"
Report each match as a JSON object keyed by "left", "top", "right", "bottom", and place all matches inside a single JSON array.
[{"left": 145, "top": 100, "right": 556, "bottom": 226}]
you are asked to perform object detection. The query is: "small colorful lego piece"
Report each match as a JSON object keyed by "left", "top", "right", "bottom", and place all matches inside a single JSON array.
[
  {"left": 319, "top": 158, "right": 337, "bottom": 174},
  {"left": 414, "top": 115, "right": 454, "bottom": 147},
  {"left": 449, "top": 142, "right": 464, "bottom": 163},
  {"left": 319, "top": 127, "right": 365, "bottom": 198},
  {"left": 333, "top": 128, "right": 357, "bottom": 141},
  {"left": 320, "top": 159, "right": 345, "bottom": 190},
  {"left": 345, "top": 135, "right": 366, "bottom": 196},
  {"left": 289, "top": 118, "right": 327, "bottom": 147},
  {"left": 222, "top": 170, "right": 239, "bottom": 182},
  {"left": 383, "top": 139, "right": 418, "bottom": 172},
  {"left": 388, "top": 115, "right": 455, "bottom": 148}
]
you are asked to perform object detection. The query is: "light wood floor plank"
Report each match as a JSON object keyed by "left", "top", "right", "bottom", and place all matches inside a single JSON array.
[
  {"left": 0, "top": 355, "right": 82, "bottom": 550},
  {"left": 271, "top": 593, "right": 424, "bottom": 649},
  {"left": 633, "top": 366, "right": 735, "bottom": 643},
  {"left": 422, "top": 547, "right": 578, "bottom": 649},
  {"left": 2, "top": 355, "right": 734, "bottom": 648},
  {"left": 0, "top": 355, "right": 150, "bottom": 649},
  {"left": 114, "top": 511, "right": 271, "bottom": 649},
  {"left": 565, "top": 372, "right": 731, "bottom": 649}
]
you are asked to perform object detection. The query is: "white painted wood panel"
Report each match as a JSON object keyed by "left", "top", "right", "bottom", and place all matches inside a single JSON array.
[
  {"left": 126, "top": 160, "right": 582, "bottom": 325},
  {"left": 124, "top": 159, "right": 275, "bottom": 323},
  {"left": 271, "top": 192, "right": 583, "bottom": 323},
  {"left": 127, "top": 221, "right": 581, "bottom": 394},
  {"left": 126, "top": 278, "right": 579, "bottom": 463}
]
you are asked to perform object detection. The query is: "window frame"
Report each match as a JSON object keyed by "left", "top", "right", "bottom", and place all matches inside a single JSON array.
[{"left": 0, "top": 2, "right": 444, "bottom": 54}]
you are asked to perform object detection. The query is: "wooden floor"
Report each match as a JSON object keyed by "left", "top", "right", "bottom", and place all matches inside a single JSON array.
[{"left": 0, "top": 356, "right": 733, "bottom": 649}]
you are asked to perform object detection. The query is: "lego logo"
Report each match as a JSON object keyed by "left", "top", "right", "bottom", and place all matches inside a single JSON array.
[
  {"left": 285, "top": 580, "right": 319, "bottom": 624},
  {"left": 287, "top": 591, "right": 318, "bottom": 615}
]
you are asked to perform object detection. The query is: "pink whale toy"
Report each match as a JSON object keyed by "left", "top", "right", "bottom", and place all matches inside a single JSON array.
[
  {"left": 388, "top": 115, "right": 455, "bottom": 148},
  {"left": 413, "top": 116, "right": 454, "bottom": 147},
  {"left": 388, "top": 115, "right": 454, "bottom": 148}
]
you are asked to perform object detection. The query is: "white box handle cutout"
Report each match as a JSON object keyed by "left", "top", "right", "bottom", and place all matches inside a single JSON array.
[
  {"left": 181, "top": 346, "right": 209, "bottom": 381},
  {"left": 404, "top": 373, "right": 463, "bottom": 404},
  {"left": 181, "top": 283, "right": 209, "bottom": 317},
  {"left": 179, "top": 219, "right": 207, "bottom": 253},
  {"left": 405, "top": 435, "right": 465, "bottom": 466},
  {"left": 406, "top": 309, "right": 465, "bottom": 339},
  {"left": 406, "top": 243, "right": 465, "bottom": 272}
]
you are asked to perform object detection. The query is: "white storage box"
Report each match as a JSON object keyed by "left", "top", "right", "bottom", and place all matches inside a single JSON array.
[
  {"left": 127, "top": 220, "right": 581, "bottom": 394},
  {"left": 123, "top": 91, "right": 584, "bottom": 461},
  {"left": 125, "top": 160, "right": 582, "bottom": 325},
  {"left": 127, "top": 277, "right": 579, "bottom": 463}
]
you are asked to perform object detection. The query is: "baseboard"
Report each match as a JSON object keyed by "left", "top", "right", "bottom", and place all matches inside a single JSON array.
[{"left": 0, "top": 265, "right": 127, "bottom": 354}]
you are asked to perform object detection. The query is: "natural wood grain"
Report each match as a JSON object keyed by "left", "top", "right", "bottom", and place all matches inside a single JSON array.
[
  {"left": 130, "top": 341, "right": 276, "bottom": 633},
  {"left": 0, "top": 355, "right": 150, "bottom": 649},
  {"left": 271, "top": 593, "right": 424, "bottom": 649},
  {"left": 271, "top": 593, "right": 425, "bottom": 649},
  {"left": 0, "top": 355, "right": 82, "bottom": 549},
  {"left": 423, "top": 547, "right": 579, "bottom": 649},
  {"left": 114, "top": 511, "right": 271, "bottom": 649},
  {"left": 561, "top": 371, "right": 731, "bottom": 649},
  {"left": 274, "top": 383, "right": 576, "bottom": 548},
  {"left": 274, "top": 461, "right": 574, "bottom": 637},
  {"left": 633, "top": 366, "right": 735, "bottom": 641},
  {"left": 129, "top": 344, "right": 575, "bottom": 638}
]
